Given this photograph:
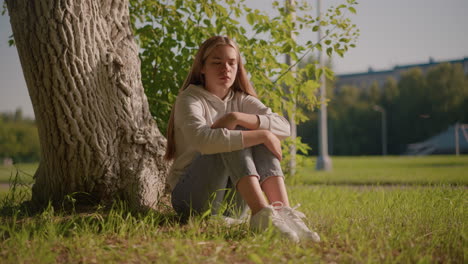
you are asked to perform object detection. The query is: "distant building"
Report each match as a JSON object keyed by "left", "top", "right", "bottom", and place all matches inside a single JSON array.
[{"left": 334, "top": 57, "right": 468, "bottom": 92}]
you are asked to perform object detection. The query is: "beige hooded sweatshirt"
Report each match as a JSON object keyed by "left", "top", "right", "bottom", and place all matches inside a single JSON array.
[{"left": 167, "top": 84, "right": 291, "bottom": 190}]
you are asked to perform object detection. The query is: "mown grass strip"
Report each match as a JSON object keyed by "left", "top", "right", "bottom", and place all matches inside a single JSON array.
[{"left": 294, "top": 155, "right": 468, "bottom": 186}]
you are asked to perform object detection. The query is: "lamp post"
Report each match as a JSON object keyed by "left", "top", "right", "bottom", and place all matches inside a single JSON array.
[
  {"left": 285, "top": 0, "right": 297, "bottom": 176},
  {"left": 455, "top": 122, "right": 460, "bottom": 156},
  {"left": 373, "top": 105, "right": 387, "bottom": 156},
  {"left": 316, "top": 0, "right": 332, "bottom": 171}
]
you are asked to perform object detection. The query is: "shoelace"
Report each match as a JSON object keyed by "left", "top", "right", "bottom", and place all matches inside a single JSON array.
[
  {"left": 267, "top": 203, "right": 288, "bottom": 223},
  {"left": 271, "top": 201, "right": 306, "bottom": 219},
  {"left": 290, "top": 204, "right": 306, "bottom": 219}
]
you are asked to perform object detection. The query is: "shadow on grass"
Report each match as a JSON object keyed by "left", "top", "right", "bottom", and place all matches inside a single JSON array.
[
  {"left": 0, "top": 190, "right": 189, "bottom": 244},
  {"left": 0, "top": 189, "right": 183, "bottom": 225},
  {"left": 0, "top": 188, "right": 250, "bottom": 244},
  {"left": 0, "top": 167, "right": 188, "bottom": 243}
]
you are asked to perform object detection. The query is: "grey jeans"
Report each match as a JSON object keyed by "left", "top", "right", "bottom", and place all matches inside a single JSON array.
[{"left": 171, "top": 144, "right": 284, "bottom": 220}]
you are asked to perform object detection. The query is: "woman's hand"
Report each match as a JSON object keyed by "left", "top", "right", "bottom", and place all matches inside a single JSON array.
[
  {"left": 211, "top": 112, "right": 260, "bottom": 130},
  {"left": 211, "top": 112, "right": 238, "bottom": 130},
  {"left": 263, "top": 131, "right": 283, "bottom": 161},
  {"left": 241, "top": 130, "right": 283, "bottom": 161}
]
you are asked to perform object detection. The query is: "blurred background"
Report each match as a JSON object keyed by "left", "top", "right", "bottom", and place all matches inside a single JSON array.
[{"left": 1, "top": 0, "right": 467, "bottom": 164}]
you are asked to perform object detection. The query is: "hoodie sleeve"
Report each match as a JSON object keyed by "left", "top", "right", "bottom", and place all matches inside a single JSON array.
[
  {"left": 174, "top": 94, "right": 244, "bottom": 154},
  {"left": 241, "top": 95, "right": 291, "bottom": 140}
]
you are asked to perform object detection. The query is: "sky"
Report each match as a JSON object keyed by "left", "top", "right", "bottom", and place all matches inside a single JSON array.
[{"left": 1, "top": 0, "right": 467, "bottom": 118}]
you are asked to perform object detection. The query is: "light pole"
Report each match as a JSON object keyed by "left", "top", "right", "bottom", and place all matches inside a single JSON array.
[
  {"left": 455, "top": 122, "right": 460, "bottom": 156},
  {"left": 316, "top": 0, "right": 332, "bottom": 171},
  {"left": 285, "top": 0, "right": 297, "bottom": 176},
  {"left": 373, "top": 105, "right": 387, "bottom": 156}
]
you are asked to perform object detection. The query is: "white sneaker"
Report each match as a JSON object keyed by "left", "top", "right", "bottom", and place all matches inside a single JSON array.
[
  {"left": 250, "top": 205, "right": 300, "bottom": 243},
  {"left": 272, "top": 202, "right": 321, "bottom": 243},
  {"left": 218, "top": 216, "right": 248, "bottom": 226}
]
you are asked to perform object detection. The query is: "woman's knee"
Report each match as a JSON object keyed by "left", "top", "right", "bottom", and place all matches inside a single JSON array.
[{"left": 250, "top": 144, "right": 284, "bottom": 180}]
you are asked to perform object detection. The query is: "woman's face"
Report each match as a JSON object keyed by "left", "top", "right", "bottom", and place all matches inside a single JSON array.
[{"left": 201, "top": 45, "right": 238, "bottom": 94}]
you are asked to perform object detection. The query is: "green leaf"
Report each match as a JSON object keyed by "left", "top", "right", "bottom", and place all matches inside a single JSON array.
[
  {"left": 336, "top": 49, "right": 344, "bottom": 57},
  {"left": 315, "top": 68, "right": 323, "bottom": 80},
  {"left": 348, "top": 7, "right": 356, "bottom": 14},
  {"left": 282, "top": 43, "right": 292, "bottom": 53},
  {"left": 326, "top": 47, "right": 333, "bottom": 57},
  {"left": 216, "top": 20, "right": 223, "bottom": 33},
  {"left": 316, "top": 43, "right": 322, "bottom": 51},
  {"left": 204, "top": 5, "right": 213, "bottom": 17},
  {"left": 247, "top": 13, "right": 255, "bottom": 25},
  {"left": 324, "top": 67, "right": 335, "bottom": 80}
]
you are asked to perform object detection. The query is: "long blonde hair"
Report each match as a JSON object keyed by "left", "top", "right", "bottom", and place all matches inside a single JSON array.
[{"left": 164, "top": 36, "right": 257, "bottom": 160}]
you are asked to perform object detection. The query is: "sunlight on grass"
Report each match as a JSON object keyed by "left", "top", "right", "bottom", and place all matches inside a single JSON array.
[
  {"left": 295, "top": 155, "right": 468, "bottom": 186},
  {"left": 0, "top": 156, "right": 466, "bottom": 263},
  {"left": 0, "top": 185, "right": 464, "bottom": 263},
  {"left": 0, "top": 163, "right": 37, "bottom": 184}
]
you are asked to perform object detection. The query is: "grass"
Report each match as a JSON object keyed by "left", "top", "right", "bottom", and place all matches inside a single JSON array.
[
  {"left": 0, "top": 156, "right": 466, "bottom": 263},
  {"left": 295, "top": 155, "right": 468, "bottom": 186},
  {"left": 0, "top": 163, "right": 37, "bottom": 184}
]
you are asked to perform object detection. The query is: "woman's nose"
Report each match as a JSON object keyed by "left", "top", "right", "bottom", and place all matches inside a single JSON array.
[{"left": 222, "top": 63, "right": 231, "bottom": 73}]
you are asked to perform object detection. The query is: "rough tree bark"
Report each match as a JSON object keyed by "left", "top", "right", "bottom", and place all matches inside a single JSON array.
[{"left": 6, "top": 0, "right": 169, "bottom": 210}]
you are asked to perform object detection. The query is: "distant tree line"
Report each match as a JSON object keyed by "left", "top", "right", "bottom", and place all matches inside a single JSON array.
[
  {"left": 298, "top": 63, "right": 468, "bottom": 155},
  {"left": 2, "top": 62, "right": 466, "bottom": 162},
  {"left": 0, "top": 109, "right": 40, "bottom": 163}
]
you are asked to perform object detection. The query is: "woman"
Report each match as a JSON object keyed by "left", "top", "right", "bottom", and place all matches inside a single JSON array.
[{"left": 165, "top": 36, "right": 320, "bottom": 243}]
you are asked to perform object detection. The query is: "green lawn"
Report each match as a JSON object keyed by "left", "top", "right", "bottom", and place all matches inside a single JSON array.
[
  {"left": 0, "top": 163, "right": 37, "bottom": 184},
  {"left": 2, "top": 156, "right": 467, "bottom": 186},
  {"left": 0, "top": 156, "right": 466, "bottom": 263},
  {"left": 295, "top": 155, "right": 468, "bottom": 186}
]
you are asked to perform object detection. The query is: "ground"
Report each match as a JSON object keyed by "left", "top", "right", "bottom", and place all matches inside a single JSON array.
[{"left": 0, "top": 156, "right": 466, "bottom": 263}]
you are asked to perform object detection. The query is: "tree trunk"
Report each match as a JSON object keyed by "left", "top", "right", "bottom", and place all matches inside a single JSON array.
[{"left": 6, "top": 0, "right": 169, "bottom": 210}]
